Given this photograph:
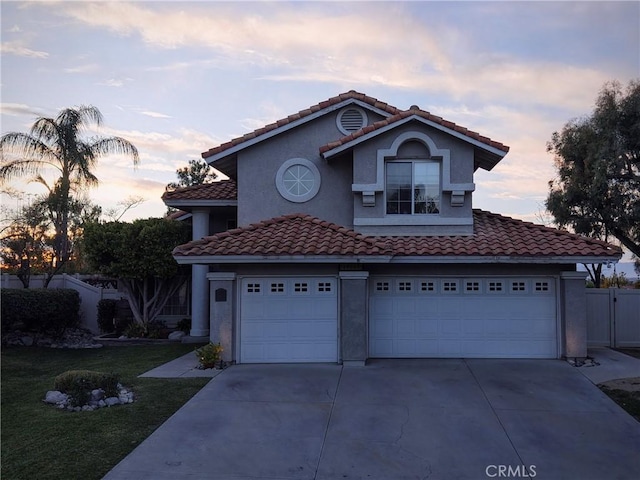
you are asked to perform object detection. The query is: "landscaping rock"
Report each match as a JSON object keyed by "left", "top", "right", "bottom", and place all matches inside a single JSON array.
[
  {"left": 43, "top": 386, "right": 134, "bottom": 412},
  {"left": 44, "top": 391, "right": 68, "bottom": 404},
  {"left": 2, "top": 328, "right": 102, "bottom": 349},
  {"left": 91, "top": 389, "right": 104, "bottom": 401},
  {"left": 168, "top": 331, "right": 185, "bottom": 341}
]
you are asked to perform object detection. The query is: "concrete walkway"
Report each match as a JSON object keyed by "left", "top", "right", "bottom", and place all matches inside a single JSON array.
[
  {"left": 105, "top": 352, "right": 640, "bottom": 480},
  {"left": 580, "top": 348, "right": 640, "bottom": 385},
  {"left": 138, "top": 351, "right": 223, "bottom": 378}
]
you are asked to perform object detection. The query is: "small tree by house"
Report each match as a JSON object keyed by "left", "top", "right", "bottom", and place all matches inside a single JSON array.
[{"left": 83, "top": 218, "right": 190, "bottom": 334}]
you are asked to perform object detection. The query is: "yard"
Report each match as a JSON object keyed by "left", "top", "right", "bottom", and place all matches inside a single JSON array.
[
  {"left": 1, "top": 344, "right": 209, "bottom": 480},
  {"left": 600, "top": 348, "right": 640, "bottom": 422}
]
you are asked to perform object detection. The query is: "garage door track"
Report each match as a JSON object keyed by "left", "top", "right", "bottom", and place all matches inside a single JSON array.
[{"left": 104, "top": 359, "right": 640, "bottom": 480}]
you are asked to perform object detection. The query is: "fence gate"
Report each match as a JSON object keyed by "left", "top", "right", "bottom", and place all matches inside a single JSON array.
[{"left": 586, "top": 289, "right": 640, "bottom": 348}]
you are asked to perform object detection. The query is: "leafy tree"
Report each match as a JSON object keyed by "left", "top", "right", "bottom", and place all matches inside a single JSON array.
[
  {"left": 0, "top": 105, "right": 139, "bottom": 278},
  {"left": 0, "top": 193, "right": 102, "bottom": 287},
  {"left": 166, "top": 159, "right": 217, "bottom": 190},
  {"left": 83, "top": 218, "right": 190, "bottom": 333},
  {"left": 0, "top": 200, "right": 49, "bottom": 288},
  {"left": 546, "top": 80, "right": 640, "bottom": 285}
]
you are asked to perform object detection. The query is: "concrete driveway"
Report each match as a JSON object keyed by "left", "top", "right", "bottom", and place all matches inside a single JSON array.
[{"left": 104, "top": 359, "right": 640, "bottom": 480}]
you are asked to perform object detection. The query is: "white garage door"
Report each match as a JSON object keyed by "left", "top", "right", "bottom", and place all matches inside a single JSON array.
[
  {"left": 240, "top": 277, "right": 338, "bottom": 363},
  {"left": 370, "top": 277, "right": 557, "bottom": 358}
]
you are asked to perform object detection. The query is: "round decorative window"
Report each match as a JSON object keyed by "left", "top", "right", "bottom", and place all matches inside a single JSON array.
[{"left": 275, "top": 158, "right": 321, "bottom": 203}]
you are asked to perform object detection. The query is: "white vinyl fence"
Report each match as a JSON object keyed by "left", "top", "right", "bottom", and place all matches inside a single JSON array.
[
  {"left": 1, "top": 274, "right": 124, "bottom": 333},
  {"left": 586, "top": 288, "right": 640, "bottom": 347}
]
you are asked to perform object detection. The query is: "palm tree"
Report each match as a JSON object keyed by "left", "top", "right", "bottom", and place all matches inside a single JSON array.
[{"left": 0, "top": 105, "right": 139, "bottom": 284}]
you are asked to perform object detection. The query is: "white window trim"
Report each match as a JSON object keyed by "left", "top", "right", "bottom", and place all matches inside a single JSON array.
[
  {"left": 385, "top": 159, "right": 441, "bottom": 216},
  {"left": 352, "top": 131, "right": 475, "bottom": 194}
]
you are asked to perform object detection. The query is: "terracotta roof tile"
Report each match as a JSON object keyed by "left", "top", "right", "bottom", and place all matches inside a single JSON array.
[
  {"left": 173, "top": 213, "right": 393, "bottom": 257},
  {"left": 201, "top": 90, "right": 401, "bottom": 159},
  {"left": 162, "top": 179, "right": 237, "bottom": 201},
  {"left": 173, "top": 210, "right": 621, "bottom": 260},
  {"left": 319, "top": 110, "right": 510, "bottom": 155},
  {"left": 380, "top": 210, "right": 621, "bottom": 258}
]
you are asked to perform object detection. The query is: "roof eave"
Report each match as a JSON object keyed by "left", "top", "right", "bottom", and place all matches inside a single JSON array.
[
  {"left": 388, "top": 255, "right": 622, "bottom": 264},
  {"left": 322, "top": 115, "right": 509, "bottom": 164},
  {"left": 163, "top": 199, "right": 238, "bottom": 209},
  {"left": 173, "top": 254, "right": 394, "bottom": 264},
  {"left": 203, "top": 98, "right": 396, "bottom": 163}
]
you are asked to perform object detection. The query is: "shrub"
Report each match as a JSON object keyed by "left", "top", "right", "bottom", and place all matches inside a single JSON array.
[
  {"left": 176, "top": 318, "right": 191, "bottom": 334},
  {"left": 97, "top": 299, "right": 118, "bottom": 333},
  {"left": 54, "top": 370, "right": 120, "bottom": 407},
  {"left": 1, "top": 289, "right": 80, "bottom": 336},
  {"left": 146, "top": 320, "right": 168, "bottom": 339},
  {"left": 123, "top": 322, "right": 146, "bottom": 338},
  {"left": 195, "top": 343, "right": 223, "bottom": 369}
]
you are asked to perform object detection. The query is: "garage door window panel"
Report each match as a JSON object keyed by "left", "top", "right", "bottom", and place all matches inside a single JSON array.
[
  {"left": 464, "top": 280, "right": 482, "bottom": 294},
  {"left": 420, "top": 280, "right": 437, "bottom": 292},
  {"left": 442, "top": 280, "right": 459, "bottom": 293}
]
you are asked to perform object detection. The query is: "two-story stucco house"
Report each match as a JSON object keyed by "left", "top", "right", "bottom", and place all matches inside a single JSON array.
[{"left": 163, "top": 91, "right": 621, "bottom": 365}]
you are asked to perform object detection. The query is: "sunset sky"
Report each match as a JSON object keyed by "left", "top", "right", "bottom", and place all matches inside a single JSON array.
[{"left": 1, "top": 0, "right": 638, "bottom": 238}]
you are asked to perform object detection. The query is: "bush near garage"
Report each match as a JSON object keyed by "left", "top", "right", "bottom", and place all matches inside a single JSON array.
[{"left": 1, "top": 288, "right": 80, "bottom": 336}]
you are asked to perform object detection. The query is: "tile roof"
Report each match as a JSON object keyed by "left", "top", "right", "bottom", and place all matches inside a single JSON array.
[
  {"left": 173, "top": 213, "right": 392, "bottom": 257},
  {"left": 162, "top": 179, "right": 237, "bottom": 201},
  {"left": 173, "top": 210, "right": 621, "bottom": 261},
  {"left": 381, "top": 210, "right": 621, "bottom": 258},
  {"left": 202, "top": 90, "right": 401, "bottom": 159},
  {"left": 201, "top": 91, "right": 509, "bottom": 161},
  {"left": 320, "top": 106, "right": 510, "bottom": 154}
]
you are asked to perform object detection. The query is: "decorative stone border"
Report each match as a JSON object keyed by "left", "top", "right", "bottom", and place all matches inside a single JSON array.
[{"left": 44, "top": 384, "right": 134, "bottom": 412}]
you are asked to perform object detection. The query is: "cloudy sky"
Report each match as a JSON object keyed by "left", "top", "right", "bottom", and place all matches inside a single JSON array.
[{"left": 1, "top": 0, "right": 638, "bottom": 225}]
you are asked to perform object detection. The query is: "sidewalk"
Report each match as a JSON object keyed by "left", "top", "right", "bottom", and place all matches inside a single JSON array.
[
  {"left": 579, "top": 348, "right": 640, "bottom": 385},
  {"left": 138, "top": 351, "right": 224, "bottom": 379}
]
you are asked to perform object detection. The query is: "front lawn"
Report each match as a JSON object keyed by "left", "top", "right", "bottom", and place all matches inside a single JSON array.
[
  {"left": 599, "top": 386, "right": 640, "bottom": 422},
  {"left": 1, "top": 344, "right": 209, "bottom": 480}
]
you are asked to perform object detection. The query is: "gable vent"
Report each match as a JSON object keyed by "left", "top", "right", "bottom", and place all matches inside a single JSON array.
[{"left": 337, "top": 107, "right": 368, "bottom": 135}]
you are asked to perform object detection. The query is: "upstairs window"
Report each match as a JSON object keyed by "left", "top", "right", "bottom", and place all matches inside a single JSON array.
[{"left": 386, "top": 161, "right": 440, "bottom": 214}]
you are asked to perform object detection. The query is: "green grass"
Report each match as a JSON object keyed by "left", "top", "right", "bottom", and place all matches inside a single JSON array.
[
  {"left": 600, "top": 386, "right": 640, "bottom": 422},
  {"left": 1, "top": 344, "right": 209, "bottom": 480}
]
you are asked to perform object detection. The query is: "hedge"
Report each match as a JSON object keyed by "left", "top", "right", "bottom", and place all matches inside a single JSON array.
[{"left": 1, "top": 289, "right": 80, "bottom": 336}]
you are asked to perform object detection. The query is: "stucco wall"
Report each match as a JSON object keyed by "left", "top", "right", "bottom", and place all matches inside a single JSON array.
[
  {"left": 236, "top": 109, "right": 386, "bottom": 228},
  {"left": 351, "top": 122, "right": 476, "bottom": 235}
]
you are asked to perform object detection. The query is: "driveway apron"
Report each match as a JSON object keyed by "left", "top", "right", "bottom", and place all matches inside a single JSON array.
[{"left": 103, "top": 360, "right": 640, "bottom": 480}]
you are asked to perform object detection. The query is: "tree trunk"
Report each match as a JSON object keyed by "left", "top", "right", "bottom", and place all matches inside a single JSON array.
[
  {"left": 583, "top": 263, "right": 603, "bottom": 288},
  {"left": 118, "top": 275, "right": 188, "bottom": 334}
]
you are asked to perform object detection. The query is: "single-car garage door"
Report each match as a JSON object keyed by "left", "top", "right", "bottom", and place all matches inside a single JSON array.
[
  {"left": 240, "top": 277, "right": 338, "bottom": 363},
  {"left": 370, "top": 276, "right": 557, "bottom": 358}
]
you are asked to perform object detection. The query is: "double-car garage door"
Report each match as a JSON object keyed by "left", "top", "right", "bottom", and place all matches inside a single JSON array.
[
  {"left": 369, "top": 276, "right": 558, "bottom": 359},
  {"left": 239, "top": 275, "right": 558, "bottom": 363}
]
